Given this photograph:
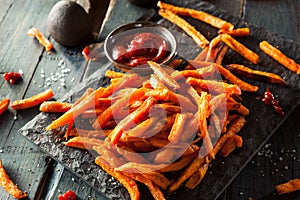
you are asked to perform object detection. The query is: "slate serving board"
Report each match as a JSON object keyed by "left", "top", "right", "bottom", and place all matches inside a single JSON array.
[{"left": 20, "top": 1, "right": 300, "bottom": 200}]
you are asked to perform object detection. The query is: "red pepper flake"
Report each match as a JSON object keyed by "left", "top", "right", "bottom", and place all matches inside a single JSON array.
[
  {"left": 261, "top": 88, "right": 284, "bottom": 116},
  {"left": 58, "top": 190, "right": 77, "bottom": 200},
  {"left": 3, "top": 72, "right": 22, "bottom": 84}
]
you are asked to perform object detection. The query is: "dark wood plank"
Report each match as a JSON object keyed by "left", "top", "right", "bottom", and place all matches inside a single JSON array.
[
  {"left": 244, "top": 0, "right": 300, "bottom": 42},
  {"left": 0, "top": 0, "right": 60, "bottom": 198},
  {"left": 98, "top": 0, "right": 148, "bottom": 41},
  {"left": 208, "top": 0, "right": 242, "bottom": 17}
]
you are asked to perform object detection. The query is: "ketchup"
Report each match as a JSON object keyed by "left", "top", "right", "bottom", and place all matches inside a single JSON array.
[
  {"left": 112, "top": 32, "right": 170, "bottom": 67},
  {"left": 58, "top": 190, "right": 77, "bottom": 200},
  {"left": 261, "top": 88, "right": 284, "bottom": 116}
]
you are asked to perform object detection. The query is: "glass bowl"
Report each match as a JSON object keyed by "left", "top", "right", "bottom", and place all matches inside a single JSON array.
[{"left": 104, "top": 21, "right": 177, "bottom": 73}]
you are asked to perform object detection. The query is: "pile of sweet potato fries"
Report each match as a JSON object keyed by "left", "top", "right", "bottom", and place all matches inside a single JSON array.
[
  {"left": 41, "top": 1, "right": 300, "bottom": 199},
  {"left": 44, "top": 56, "right": 250, "bottom": 200}
]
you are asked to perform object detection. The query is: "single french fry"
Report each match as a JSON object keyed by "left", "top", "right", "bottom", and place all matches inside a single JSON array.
[
  {"left": 28, "top": 27, "right": 53, "bottom": 51},
  {"left": 185, "top": 163, "right": 209, "bottom": 189},
  {"left": 157, "top": 1, "right": 234, "bottom": 30},
  {"left": 206, "top": 35, "right": 223, "bottom": 62},
  {"left": 187, "top": 77, "right": 242, "bottom": 95},
  {"left": 218, "top": 27, "right": 250, "bottom": 37},
  {"left": 219, "top": 135, "right": 243, "bottom": 157},
  {"left": 168, "top": 113, "right": 189, "bottom": 143},
  {"left": 0, "top": 99, "right": 10, "bottom": 116},
  {"left": 259, "top": 40, "right": 300, "bottom": 74},
  {"left": 276, "top": 178, "right": 300, "bottom": 195},
  {"left": 158, "top": 9, "right": 209, "bottom": 48},
  {"left": 11, "top": 89, "right": 54, "bottom": 110},
  {"left": 0, "top": 160, "right": 27, "bottom": 199},
  {"left": 226, "top": 64, "right": 287, "bottom": 86},
  {"left": 95, "top": 156, "right": 140, "bottom": 200},
  {"left": 40, "top": 101, "right": 72, "bottom": 113},
  {"left": 215, "top": 63, "right": 259, "bottom": 92},
  {"left": 215, "top": 46, "right": 228, "bottom": 64},
  {"left": 221, "top": 33, "right": 260, "bottom": 64},
  {"left": 105, "top": 70, "right": 125, "bottom": 79},
  {"left": 228, "top": 97, "right": 249, "bottom": 116},
  {"left": 64, "top": 136, "right": 104, "bottom": 150}
]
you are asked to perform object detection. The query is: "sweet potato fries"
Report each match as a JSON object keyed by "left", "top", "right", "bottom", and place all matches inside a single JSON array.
[
  {"left": 45, "top": 59, "right": 249, "bottom": 199},
  {"left": 42, "top": 1, "right": 299, "bottom": 199}
]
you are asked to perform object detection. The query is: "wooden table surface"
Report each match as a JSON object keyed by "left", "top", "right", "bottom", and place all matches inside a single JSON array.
[{"left": 0, "top": 0, "right": 299, "bottom": 199}]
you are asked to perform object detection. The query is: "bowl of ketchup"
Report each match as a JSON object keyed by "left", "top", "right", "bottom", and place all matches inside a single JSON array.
[{"left": 104, "top": 21, "right": 177, "bottom": 72}]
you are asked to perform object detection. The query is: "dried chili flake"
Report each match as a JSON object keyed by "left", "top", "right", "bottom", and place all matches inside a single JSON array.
[
  {"left": 3, "top": 72, "right": 22, "bottom": 84},
  {"left": 58, "top": 190, "right": 77, "bottom": 200}
]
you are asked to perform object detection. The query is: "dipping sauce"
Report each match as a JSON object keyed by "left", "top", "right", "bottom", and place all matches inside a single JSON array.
[{"left": 111, "top": 32, "right": 171, "bottom": 68}]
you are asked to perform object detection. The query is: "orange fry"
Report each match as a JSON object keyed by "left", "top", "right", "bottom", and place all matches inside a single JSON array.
[
  {"left": 218, "top": 27, "right": 250, "bottom": 37},
  {"left": 11, "top": 89, "right": 54, "bottom": 110},
  {"left": 220, "top": 33, "right": 260, "bottom": 64},
  {"left": 158, "top": 9, "right": 209, "bottom": 48},
  {"left": 168, "top": 113, "right": 190, "bottom": 143},
  {"left": 95, "top": 156, "right": 140, "bottom": 200},
  {"left": 64, "top": 136, "right": 104, "bottom": 150},
  {"left": 157, "top": 1, "right": 234, "bottom": 30},
  {"left": 0, "top": 98, "right": 10, "bottom": 116},
  {"left": 226, "top": 64, "right": 287, "bottom": 85},
  {"left": 187, "top": 77, "right": 241, "bottom": 95},
  {"left": 219, "top": 135, "right": 243, "bottom": 157},
  {"left": 39, "top": 101, "right": 72, "bottom": 113},
  {"left": 276, "top": 178, "right": 300, "bottom": 195},
  {"left": 259, "top": 40, "right": 300, "bottom": 74},
  {"left": 185, "top": 163, "right": 209, "bottom": 189},
  {"left": 215, "top": 63, "right": 259, "bottom": 92},
  {"left": 0, "top": 160, "right": 27, "bottom": 199},
  {"left": 27, "top": 27, "right": 53, "bottom": 51},
  {"left": 105, "top": 70, "right": 125, "bottom": 79}
]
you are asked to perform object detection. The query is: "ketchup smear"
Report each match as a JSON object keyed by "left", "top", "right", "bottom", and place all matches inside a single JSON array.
[
  {"left": 58, "top": 190, "right": 77, "bottom": 200},
  {"left": 261, "top": 88, "right": 284, "bottom": 116}
]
